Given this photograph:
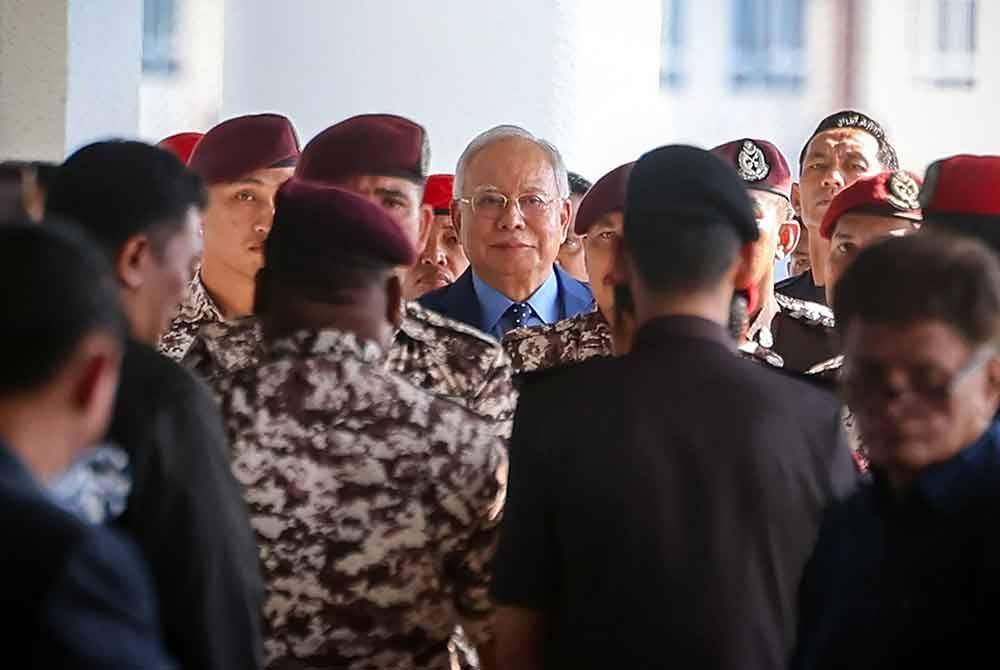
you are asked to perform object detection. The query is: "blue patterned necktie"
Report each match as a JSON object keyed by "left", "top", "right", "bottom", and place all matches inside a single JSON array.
[{"left": 503, "top": 302, "right": 532, "bottom": 332}]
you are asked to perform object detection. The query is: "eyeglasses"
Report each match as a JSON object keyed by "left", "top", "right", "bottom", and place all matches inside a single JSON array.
[
  {"left": 842, "top": 345, "right": 997, "bottom": 407},
  {"left": 456, "top": 191, "right": 563, "bottom": 222}
]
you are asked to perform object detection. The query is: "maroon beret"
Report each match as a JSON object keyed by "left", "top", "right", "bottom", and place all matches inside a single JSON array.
[
  {"left": 157, "top": 132, "right": 203, "bottom": 164},
  {"left": 296, "top": 114, "right": 429, "bottom": 184},
  {"left": 920, "top": 155, "right": 1000, "bottom": 217},
  {"left": 575, "top": 162, "right": 633, "bottom": 235},
  {"left": 267, "top": 178, "right": 416, "bottom": 282},
  {"left": 710, "top": 138, "right": 792, "bottom": 200},
  {"left": 188, "top": 113, "right": 300, "bottom": 185},
  {"left": 422, "top": 174, "right": 454, "bottom": 215},
  {"left": 820, "top": 170, "right": 922, "bottom": 239}
]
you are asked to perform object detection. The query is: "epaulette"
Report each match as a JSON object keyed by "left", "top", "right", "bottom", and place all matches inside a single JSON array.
[
  {"left": 807, "top": 354, "right": 844, "bottom": 377},
  {"left": 775, "top": 292, "right": 836, "bottom": 329},
  {"left": 738, "top": 341, "right": 785, "bottom": 368},
  {"left": 401, "top": 301, "right": 501, "bottom": 348}
]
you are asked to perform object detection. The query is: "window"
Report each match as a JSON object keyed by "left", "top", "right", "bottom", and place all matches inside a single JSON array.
[
  {"left": 660, "top": 0, "right": 687, "bottom": 90},
  {"left": 143, "top": 0, "right": 179, "bottom": 76},
  {"left": 930, "top": 0, "right": 976, "bottom": 87},
  {"left": 730, "top": 0, "right": 804, "bottom": 90}
]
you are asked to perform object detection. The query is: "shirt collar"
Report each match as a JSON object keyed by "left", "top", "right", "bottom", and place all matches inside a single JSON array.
[
  {"left": 178, "top": 272, "right": 225, "bottom": 324},
  {"left": 631, "top": 315, "right": 736, "bottom": 355},
  {"left": 471, "top": 268, "right": 561, "bottom": 334}
]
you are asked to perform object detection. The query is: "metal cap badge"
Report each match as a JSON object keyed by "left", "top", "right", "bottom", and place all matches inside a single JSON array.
[{"left": 737, "top": 140, "right": 770, "bottom": 182}]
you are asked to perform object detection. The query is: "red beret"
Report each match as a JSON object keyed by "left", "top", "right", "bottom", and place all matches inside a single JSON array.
[
  {"left": 820, "top": 170, "right": 922, "bottom": 239},
  {"left": 157, "top": 132, "right": 203, "bottom": 164},
  {"left": 268, "top": 178, "right": 416, "bottom": 281},
  {"left": 710, "top": 138, "right": 792, "bottom": 200},
  {"left": 188, "top": 113, "right": 299, "bottom": 184},
  {"left": 297, "top": 114, "right": 429, "bottom": 184},
  {"left": 920, "top": 155, "right": 1000, "bottom": 217},
  {"left": 575, "top": 162, "right": 633, "bottom": 235},
  {"left": 423, "top": 174, "right": 454, "bottom": 214}
]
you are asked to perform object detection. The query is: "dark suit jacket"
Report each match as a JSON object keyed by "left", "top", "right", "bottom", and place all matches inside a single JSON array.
[
  {"left": 491, "top": 316, "right": 857, "bottom": 670},
  {"left": 0, "top": 444, "right": 174, "bottom": 668},
  {"left": 110, "top": 340, "right": 265, "bottom": 670},
  {"left": 417, "top": 265, "right": 594, "bottom": 335}
]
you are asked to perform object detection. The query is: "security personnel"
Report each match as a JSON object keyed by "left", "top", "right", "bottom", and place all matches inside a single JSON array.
[
  {"left": 491, "top": 145, "right": 855, "bottom": 669},
  {"left": 919, "top": 154, "right": 1000, "bottom": 253}
]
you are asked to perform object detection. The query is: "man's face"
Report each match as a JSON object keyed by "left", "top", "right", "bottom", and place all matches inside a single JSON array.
[
  {"left": 795, "top": 129, "right": 883, "bottom": 231},
  {"left": 843, "top": 319, "right": 1000, "bottom": 484},
  {"left": 788, "top": 224, "right": 811, "bottom": 276},
  {"left": 826, "top": 213, "right": 919, "bottom": 305},
  {"left": 336, "top": 173, "right": 427, "bottom": 250},
  {"left": 746, "top": 190, "right": 796, "bottom": 289},
  {"left": 557, "top": 193, "right": 589, "bottom": 282},
  {"left": 455, "top": 137, "right": 570, "bottom": 293},
  {"left": 147, "top": 207, "right": 204, "bottom": 341},
  {"left": 202, "top": 166, "right": 294, "bottom": 280},
  {"left": 403, "top": 214, "right": 470, "bottom": 299},
  {"left": 582, "top": 211, "right": 624, "bottom": 321}
]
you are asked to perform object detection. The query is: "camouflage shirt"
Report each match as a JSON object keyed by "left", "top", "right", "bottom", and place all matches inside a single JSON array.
[
  {"left": 215, "top": 327, "right": 507, "bottom": 669},
  {"left": 502, "top": 310, "right": 613, "bottom": 374},
  {"left": 159, "top": 273, "right": 225, "bottom": 362},
  {"left": 184, "top": 302, "right": 517, "bottom": 434}
]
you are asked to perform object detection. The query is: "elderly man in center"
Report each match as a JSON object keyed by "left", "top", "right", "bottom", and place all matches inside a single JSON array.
[{"left": 419, "top": 125, "right": 594, "bottom": 339}]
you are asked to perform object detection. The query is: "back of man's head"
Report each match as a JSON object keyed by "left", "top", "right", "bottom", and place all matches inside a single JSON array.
[
  {"left": 46, "top": 140, "right": 207, "bottom": 261},
  {"left": 0, "top": 223, "right": 127, "bottom": 477},
  {"left": 624, "top": 145, "right": 759, "bottom": 297}
]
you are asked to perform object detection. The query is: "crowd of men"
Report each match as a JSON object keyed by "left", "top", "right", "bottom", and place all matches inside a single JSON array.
[{"left": 3, "top": 105, "right": 1000, "bottom": 670}]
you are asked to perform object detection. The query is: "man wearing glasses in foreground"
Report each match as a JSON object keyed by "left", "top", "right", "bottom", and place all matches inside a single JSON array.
[
  {"left": 419, "top": 125, "right": 594, "bottom": 339},
  {"left": 792, "top": 232, "right": 1000, "bottom": 669}
]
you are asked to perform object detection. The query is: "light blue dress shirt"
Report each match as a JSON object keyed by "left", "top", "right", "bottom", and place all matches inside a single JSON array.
[{"left": 472, "top": 269, "right": 562, "bottom": 339}]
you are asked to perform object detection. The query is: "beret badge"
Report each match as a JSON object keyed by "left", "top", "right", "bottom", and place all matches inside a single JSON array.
[
  {"left": 887, "top": 171, "right": 920, "bottom": 211},
  {"left": 737, "top": 140, "right": 770, "bottom": 182}
]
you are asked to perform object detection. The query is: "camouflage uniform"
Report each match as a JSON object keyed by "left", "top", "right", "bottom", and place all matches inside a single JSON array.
[
  {"left": 502, "top": 310, "right": 613, "bottom": 375},
  {"left": 215, "top": 327, "right": 507, "bottom": 669},
  {"left": 807, "top": 354, "right": 869, "bottom": 472},
  {"left": 184, "top": 302, "right": 517, "bottom": 434},
  {"left": 159, "top": 273, "right": 225, "bottom": 362}
]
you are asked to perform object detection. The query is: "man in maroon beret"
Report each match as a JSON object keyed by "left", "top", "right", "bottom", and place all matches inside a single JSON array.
[
  {"left": 160, "top": 113, "right": 299, "bottom": 361},
  {"left": 157, "top": 131, "right": 203, "bottom": 164},
  {"left": 503, "top": 162, "right": 630, "bottom": 373},
  {"left": 711, "top": 139, "right": 801, "bottom": 366},
  {"left": 918, "top": 155, "right": 1000, "bottom": 254},
  {"left": 403, "top": 173, "right": 470, "bottom": 299},
  {"left": 215, "top": 178, "right": 506, "bottom": 669}
]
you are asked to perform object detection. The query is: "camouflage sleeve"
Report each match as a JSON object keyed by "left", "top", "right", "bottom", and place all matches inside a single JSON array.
[
  {"left": 468, "top": 348, "right": 519, "bottom": 441},
  {"left": 430, "top": 405, "right": 508, "bottom": 647}
]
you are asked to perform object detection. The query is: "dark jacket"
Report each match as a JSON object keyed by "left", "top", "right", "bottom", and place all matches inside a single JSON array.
[
  {"left": 0, "top": 443, "right": 174, "bottom": 668},
  {"left": 110, "top": 340, "right": 265, "bottom": 670},
  {"left": 491, "top": 316, "right": 857, "bottom": 669},
  {"left": 418, "top": 265, "right": 594, "bottom": 336}
]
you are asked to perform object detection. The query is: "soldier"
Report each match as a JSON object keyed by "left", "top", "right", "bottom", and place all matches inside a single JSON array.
[
  {"left": 157, "top": 131, "right": 203, "bottom": 164},
  {"left": 918, "top": 154, "right": 1000, "bottom": 253},
  {"left": 555, "top": 171, "right": 593, "bottom": 282},
  {"left": 215, "top": 177, "right": 506, "bottom": 669},
  {"left": 403, "top": 173, "right": 469, "bottom": 299},
  {"left": 710, "top": 138, "right": 802, "bottom": 367},
  {"left": 502, "top": 163, "right": 629, "bottom": 373},
  {"left": 186, "top": 114, "right": 517, "bottom": 431},
  {"left": 787, "top": 218, "right": 812, "bottom": 277},
  {"left": 159, "top": 113, "right": 300, "bottom": 361}
]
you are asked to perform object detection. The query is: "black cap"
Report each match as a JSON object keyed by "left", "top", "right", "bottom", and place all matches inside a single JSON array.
[{"left": 625, "top": 145, "right": 758, "bottom": 243}]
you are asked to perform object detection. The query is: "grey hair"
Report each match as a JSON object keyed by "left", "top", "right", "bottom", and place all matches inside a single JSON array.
[{"left": 454, "top": 124, "right": 570, "bottom": 199}]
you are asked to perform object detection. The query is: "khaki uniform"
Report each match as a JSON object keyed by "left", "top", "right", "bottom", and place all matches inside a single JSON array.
[
  {"left": 502, "top": 310, "right": 613, "bottom": 375},
  {"left": 159, "top": 273, "right": 224, "bottom": 362},
  {"left": 215, "top": 327, "right": 506, "bottom": 668},
  {"left": 184, "top": 302, "right": 517, "bottom": 434}
]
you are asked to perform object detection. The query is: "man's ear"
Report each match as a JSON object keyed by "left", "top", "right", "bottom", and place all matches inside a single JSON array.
[
  {"left": 66, "top": 333, "right": 122, "bottom": 448},
  {"left": 776, "top": 217, "right": 801, "bottom": 260},
  {"left": 559, "top": 198, "right": 572, "bottom": 244},
  {"left": 385, "top": 273, "right": 404, "bottom": 329},
  {"left": 791, "top": 182, "right": 803, "bottom": 219},
  {"left": 732, "top": 241, "right": 757, "bottom": 290},
  {"left": 452, "top": 202, "right": 466, "bottom": 246},
  {"left": 417, "top": 204, "right": 433, "bottom": 253},
  {"left": 116, "top": 234, "right": 152, "bottom": 290}
]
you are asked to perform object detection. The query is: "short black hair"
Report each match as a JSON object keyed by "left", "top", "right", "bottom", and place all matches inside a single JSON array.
[
  {"left": 0, "top": 223, "right": 127, "bottom": 394},
  {"left": 835, "top": 232, "right": 1000, "bottom": 345},
  {"left": 568, "top": 171, "right": 592, "bottom": 196},
  {"left": 798, "top": 110, "right": 899, "bottom": 173},
  {"left": 625, "top": 212, "right": 743, "bottom": 294},
  {"left": 46, "top": 140, "right": 207, "bottom": 261}
]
